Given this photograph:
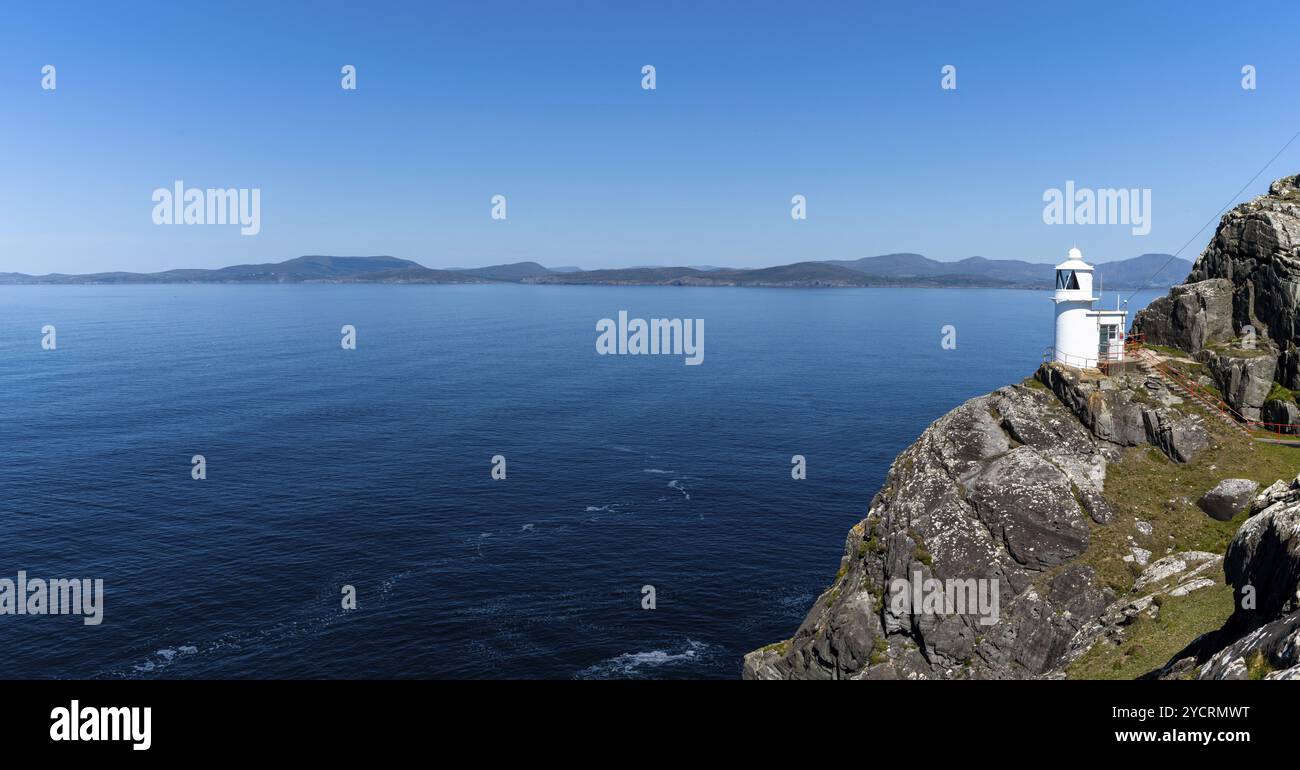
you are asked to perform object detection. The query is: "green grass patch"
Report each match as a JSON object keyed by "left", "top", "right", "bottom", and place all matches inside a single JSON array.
[
  {"left": 908, "top": 528, "right": 933, "bottom": 566},
  {"left": 1266, "top": 381, "right": 1299, "bottom": 404},
  {"left": 1081, "top": 416, "right": 1300, "bottom": 595},
  {"left": 1065, "top": 394, "right": 1300, "bottom": 679},
  {"left": 1144, "top": 344, "right": 1191, "bottom": 359},
  {"left": 1066, "top": 582, "right": 1235, "bottom": 679},
  {"left": 869, "top": 637, "right": 889, "bottom": 666},
  {"left": 1205, "top": 340, "right": 1273, "bottom": 359}
]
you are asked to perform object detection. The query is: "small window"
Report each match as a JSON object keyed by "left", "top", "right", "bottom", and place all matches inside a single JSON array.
[{"left": 1056, "top": 270, "right": 1079, "bottom": 290}]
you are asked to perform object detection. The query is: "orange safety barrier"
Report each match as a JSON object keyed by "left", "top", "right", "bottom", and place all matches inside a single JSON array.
[
  {"left": 1133, "top": 346, "right": 1296, "bottom": 437},
  {"left": 1043, "top": 333, "right": 1297, "bottom": 437}
]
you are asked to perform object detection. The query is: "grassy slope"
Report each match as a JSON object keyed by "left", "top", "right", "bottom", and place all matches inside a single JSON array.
[
  {"left": 1067, "top": 407, "right": 1300, "bottom": 678},
  {"left": 1068, "top": 583, "right": 1236, "bottom": 679}
]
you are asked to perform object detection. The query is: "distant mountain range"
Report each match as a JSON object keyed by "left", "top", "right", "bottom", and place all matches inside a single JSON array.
[
  {"left": 0, "top": 255, "right": 483, "bottom": 285},
  {"left": 0, "top": 252, "right": 1192, "bottom": 289}
]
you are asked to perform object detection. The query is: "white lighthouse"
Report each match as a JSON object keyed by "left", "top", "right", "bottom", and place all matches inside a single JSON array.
[{"left": 1051, "top": 247, "right": 1128, "bottom": 368}]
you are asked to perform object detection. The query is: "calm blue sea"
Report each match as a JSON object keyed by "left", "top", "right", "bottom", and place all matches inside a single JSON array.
[{"left": 0, "top": 284, "right": 1160, "bottom": 679}]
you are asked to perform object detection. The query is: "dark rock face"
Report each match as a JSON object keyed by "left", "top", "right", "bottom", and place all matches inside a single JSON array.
[
  {"left": 1167, "top": 174, "right": 1300, "bottom": 386},
  {"left": 743, "top": 383, "right": 1115, "bottom": 680},
  {"left": 1197, "top": 478, "right": 1260, "bottom": 522},
  {"left": 1132, "top": 174, "right": 1300, "bottom": 425},
  {"left": 741, "top": 359, "right": 1266, "bottom": 679},
  {"left": 1034, "top": 364, "right": 1147, "bottom": 446},
  {"left": 1138, "top": 174, "right": 1300, "bottom": 385},
  {"left": 1148, "top": 479, "right": 1300, "bottom": 680},
  {"left": 967, "top": 447, "right": 1090, "bottom": 569},
  {"left": 1131, "top": 278, "right": 1234, "bottom": 353},
  {"left": 1262, "top": 398, "right": 1300, "bottom": 432},
  {"left": 1142, "top": 408, "right": 1210, "bottom": 464},
  {"left": 1201, "top": 349, "right": 1276, "bottom": 421},
  {"left": 1193, "top": 613, "right": 1300, "bottom": 680},
  {"left": 1034, "top": 363, "right": 1209, "bottom": 462},
  {"left": 1223, "top": 493, "right": 1300, "bottom": 629}
]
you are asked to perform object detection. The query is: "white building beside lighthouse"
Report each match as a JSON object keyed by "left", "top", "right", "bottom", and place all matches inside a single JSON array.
[{"left": 1051, "top": 247, "right": 1128, "bottom": 369}]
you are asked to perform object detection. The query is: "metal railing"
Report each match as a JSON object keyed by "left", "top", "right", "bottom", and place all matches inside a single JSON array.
[
  {"left": 1042, "top": 333, "right": 1142, "bottom": 374},
  {"left": 1044, "top": 333, "right": 1299, "bottom": 437},
  {"left": 1131, "top": 345, "right": 1297, "bottom": 437}
]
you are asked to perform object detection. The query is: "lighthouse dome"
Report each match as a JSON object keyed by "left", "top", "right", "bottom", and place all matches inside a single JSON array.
[{"left": 1054, "top": 247, "right": 1093, "bottom": 272}]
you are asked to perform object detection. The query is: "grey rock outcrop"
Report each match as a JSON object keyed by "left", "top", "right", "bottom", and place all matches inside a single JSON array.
[
  {"left": 742, "top": 382, "right": 1115, "bottom": 680},
  {"left": 1148, "top": 480, "right": 1300, "bottom": 680},
  {"left": 1131, "top": 278, "right": 1234, "bottom": 353},
  {"left": 1197, "top": 478, "right": 1260, "bottom": 522},
  {"left": 1034, "top": 363, "right": 1209, "bottom": 462},
  {"left": 967, "top": 446, "right": 1090, "bottom": 569},
  {"left": 1252, "top": 476, "right": 1297, "bottom": 514},
  {"left": 1261, "top": 398, "right": 1299, "bottom": 432},
  {"left": 1201, "top": 348, "right": 1276, "bottom": 420},
  {"left": 1149, "top": 174, "right": 1300, "bottom": 387},
  {"left": 1064, "top": 551, "right": 1223, "bottom": 668},
  {"left": 1131, "top": 173, "right": 1300, "bottom": 432},
  {"left": 742, "top": 355, "right": 1258, "bottom": 680}
]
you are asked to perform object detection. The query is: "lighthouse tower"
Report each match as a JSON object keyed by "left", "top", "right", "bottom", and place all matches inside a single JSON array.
[{"left": 1051, "top": 247, "right": 1128, "bottom": 368}]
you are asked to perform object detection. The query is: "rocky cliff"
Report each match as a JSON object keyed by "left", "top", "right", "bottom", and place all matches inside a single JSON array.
[
  {"left": 743, "top": 367, "right": 1225, "bottom": 679},
  {"left": 745, "top": 174, "right": 1300, "bottom": 680},
  {"left": 1146, "top": 478, "right": 1300, "bottom": 679},
  {"left": 1134, "top": 174, "right": 1300, "bottom": 423}
]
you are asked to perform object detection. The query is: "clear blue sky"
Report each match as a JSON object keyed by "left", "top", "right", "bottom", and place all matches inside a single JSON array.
[{"left": 2, "top": 0, "right": 1298, "bottom": 274}]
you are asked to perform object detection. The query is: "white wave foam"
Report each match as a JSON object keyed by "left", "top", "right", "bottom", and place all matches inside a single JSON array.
[
  {"left": 575, "top": 640, "right": 710, "bottom": 679},
  {"left": 131, "top": 645, "right": 199, "bottom": 673}
]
